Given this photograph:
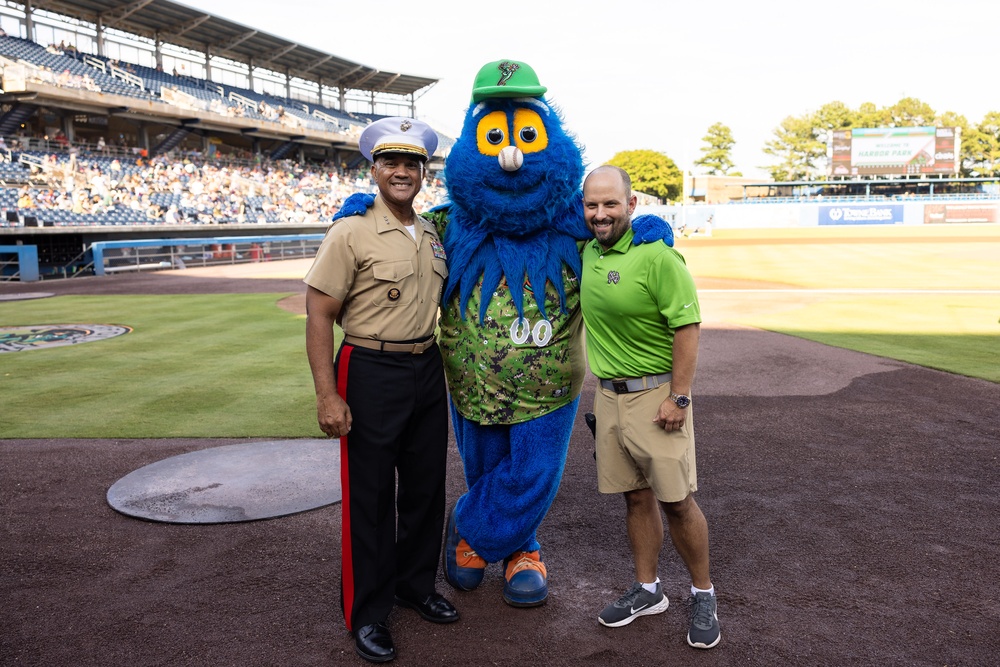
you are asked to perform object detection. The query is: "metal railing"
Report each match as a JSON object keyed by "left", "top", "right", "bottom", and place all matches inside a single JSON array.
[{"left": 90, "top": 234, "right": 324, "bottom": 276}]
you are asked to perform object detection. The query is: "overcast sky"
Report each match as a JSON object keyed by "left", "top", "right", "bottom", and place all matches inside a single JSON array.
[{"left": 184, "top": 0, "right": 998, "bottom": 178}]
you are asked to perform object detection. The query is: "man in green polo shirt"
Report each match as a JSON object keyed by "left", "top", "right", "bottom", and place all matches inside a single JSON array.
[{"left": 580, "top": 165, "right": 721, "bottom": 649}]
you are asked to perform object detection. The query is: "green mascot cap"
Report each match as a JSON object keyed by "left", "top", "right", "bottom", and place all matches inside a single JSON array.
[{"left": 471, "top": 60, "right": 547, "bottom": 102}]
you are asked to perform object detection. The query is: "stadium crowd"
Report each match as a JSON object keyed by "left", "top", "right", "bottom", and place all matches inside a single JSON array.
[{"left": 1, "top": 141, "right": 448, "bottom": 226}]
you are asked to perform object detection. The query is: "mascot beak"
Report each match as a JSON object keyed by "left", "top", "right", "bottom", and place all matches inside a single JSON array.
[{"left": 498, "top": 145, "right": 524, "bottom": 172}]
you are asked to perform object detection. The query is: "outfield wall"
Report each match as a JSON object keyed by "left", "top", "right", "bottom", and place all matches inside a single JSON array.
[
  {"left": 5, "top": 198, "right": 999, "bottom": 281},
  {"left": 636, "top": 198, "right": 1000, "bottom": 233}
]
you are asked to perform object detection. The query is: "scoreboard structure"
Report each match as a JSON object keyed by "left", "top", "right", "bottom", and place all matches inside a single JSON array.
[{"left": 830, "top": 127, "right": 960, "bottom": 177}]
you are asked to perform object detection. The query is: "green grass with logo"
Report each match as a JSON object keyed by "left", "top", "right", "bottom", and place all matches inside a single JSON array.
[
  {"left": 1, "top": 223, "right": 997, "bottom": 437},
  {"left": 2, "top": 294, "right": 318, "bottom": 437}
]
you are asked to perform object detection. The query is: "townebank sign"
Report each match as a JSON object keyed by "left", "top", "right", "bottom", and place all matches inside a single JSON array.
[{"left": 819, "top": 204, "right": 903, "bottom": 226}]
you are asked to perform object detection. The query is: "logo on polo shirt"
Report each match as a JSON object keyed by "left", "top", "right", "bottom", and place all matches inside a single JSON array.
[{"left": 607, "top": 271, "right": 620, "bottom": 285}]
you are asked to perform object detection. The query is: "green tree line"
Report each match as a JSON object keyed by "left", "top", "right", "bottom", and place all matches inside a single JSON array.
[
  {"left": 607, "top": 98, "right": 1000, "bottom": 201},
  {"left": 762, "top": 97, "right": 1000, "bottom": 181}
]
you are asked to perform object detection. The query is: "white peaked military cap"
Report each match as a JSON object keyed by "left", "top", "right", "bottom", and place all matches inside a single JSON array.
[{"left": 359, "top": 117, "right": 439, "bottom": 162}]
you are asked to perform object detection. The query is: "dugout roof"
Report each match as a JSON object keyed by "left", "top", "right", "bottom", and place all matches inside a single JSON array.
[{"left": 24, "top": 0, "right": 438, "bottom": 97}]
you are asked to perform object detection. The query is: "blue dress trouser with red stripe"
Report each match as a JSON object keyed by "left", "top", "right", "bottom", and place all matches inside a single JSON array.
[{"left": 335, "top": 342, "right": 448, "bottom": 631}]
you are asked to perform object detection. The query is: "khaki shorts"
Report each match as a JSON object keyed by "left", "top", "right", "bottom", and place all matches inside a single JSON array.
[{"left": 593, "top": 381, "right": 697, "bottom": 503}]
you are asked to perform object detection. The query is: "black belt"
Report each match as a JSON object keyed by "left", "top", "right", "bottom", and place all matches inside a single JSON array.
[
  {"left": 599, "top": 373, "right": 672, "bottom": 394},
  {"left": 344, "top": 334, "right": 435, "bottom": 354}
]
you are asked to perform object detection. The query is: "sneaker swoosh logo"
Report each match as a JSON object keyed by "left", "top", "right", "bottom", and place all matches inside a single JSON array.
[{"left": 630, "top": 603, "right": 649, "bottom": 614}]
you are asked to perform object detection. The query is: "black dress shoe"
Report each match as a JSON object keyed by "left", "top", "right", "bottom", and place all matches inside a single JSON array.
[
  {"left": 395, "top": 592, "right": 460, "bottom": 624},
  {"left": 354, "top": 622, "right": 395, "bottom": 663}
]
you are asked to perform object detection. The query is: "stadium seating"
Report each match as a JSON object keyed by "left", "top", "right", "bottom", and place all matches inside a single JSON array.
[
  {"left": 0, "top": 36, "right": 159, "bottom": 102},
  {"left": 0, "top": 35, "right": 375, "bottom": 136},
  {"left": 0, "top": 35, "right": 454, "bottom": 231}
]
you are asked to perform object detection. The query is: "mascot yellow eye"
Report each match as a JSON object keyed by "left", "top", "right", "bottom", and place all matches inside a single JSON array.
[
  {"left": 476, "top": 111, "right": 511, "bottom": 156},
  {"left": 513, "top": 108, "right": 548, "bottom": 154}
]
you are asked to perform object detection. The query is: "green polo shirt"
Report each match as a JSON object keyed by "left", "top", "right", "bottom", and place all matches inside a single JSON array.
[{"left": 581, "top": 228, "right": 701, "bottom": 379}]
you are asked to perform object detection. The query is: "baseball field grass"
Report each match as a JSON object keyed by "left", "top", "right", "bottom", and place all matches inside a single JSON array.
[
  {"left": 1, "top": 222, "right": 997, "bottom": 437},
  {"left": 681, "top": 223, "right": 1000, "bottom": 383},
  {"left": 1, "top": 294, "right": 319, "bottom": 438}
]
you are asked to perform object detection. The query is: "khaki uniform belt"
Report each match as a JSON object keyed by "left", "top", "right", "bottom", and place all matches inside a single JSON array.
[
  {"left": 599, "top": 372, "right": 672, "bottom": 394},
  {"left": 344, "top": 334, "right": 436, "bottom": 354}
]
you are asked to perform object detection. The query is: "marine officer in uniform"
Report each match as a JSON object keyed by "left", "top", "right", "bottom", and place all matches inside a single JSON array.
[{"left": 304, "top": 116, "right": 457, "bottom": 663}]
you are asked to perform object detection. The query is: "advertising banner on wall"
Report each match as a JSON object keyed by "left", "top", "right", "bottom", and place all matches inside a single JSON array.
[
  {"left": 830, "top": 127, "right": 960, "bottom": 176},
  {"left": 819, "top": 204, "right": 904, "bottom": 225},
  {"left": 923, "top": 203, "right": 998, "bottom": 224}
]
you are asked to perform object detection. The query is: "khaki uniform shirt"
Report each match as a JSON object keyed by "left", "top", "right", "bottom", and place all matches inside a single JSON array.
[{"left": 304, "top": 195, "right": 448, "bottom": 341}]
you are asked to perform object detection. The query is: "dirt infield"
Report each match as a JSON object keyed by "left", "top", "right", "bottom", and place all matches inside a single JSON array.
[{"left": 3, "top": 264, "right": 1000, "bottom": 666}]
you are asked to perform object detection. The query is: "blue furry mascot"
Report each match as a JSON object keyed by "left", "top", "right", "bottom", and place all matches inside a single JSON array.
[{"left": 425, "top": 60, "right": 588, "bottom": 608}]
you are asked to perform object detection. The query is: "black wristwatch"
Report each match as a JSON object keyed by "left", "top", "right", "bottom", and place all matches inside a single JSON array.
[{"left": 669, "top": 392, "right": 691, "bottom": 408}]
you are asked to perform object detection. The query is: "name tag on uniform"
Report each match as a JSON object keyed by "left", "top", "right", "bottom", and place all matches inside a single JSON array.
[{"left": 430, "top": 238, "right": 447, "bottom": 260}]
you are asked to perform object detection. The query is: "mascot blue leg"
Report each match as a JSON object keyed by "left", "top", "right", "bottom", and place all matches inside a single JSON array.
[{"left": 446, "top": 396, "right": 579, "bottom": 606}]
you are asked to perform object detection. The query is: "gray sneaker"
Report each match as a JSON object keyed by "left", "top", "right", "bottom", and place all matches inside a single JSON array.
[
  {"left": 687, "top": 591, "right": 721, "bottom": 649},
  {"left": 598, "top": 582, "right": 669, "bottom": 627}
]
